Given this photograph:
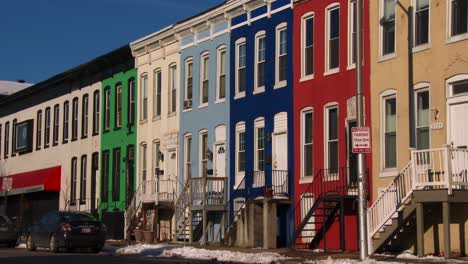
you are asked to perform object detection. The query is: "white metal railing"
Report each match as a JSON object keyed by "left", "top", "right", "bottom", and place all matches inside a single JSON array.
[
  {"left": 157, "top": 178, "right": 177, "bottom": 202},
  {"left": 253, "top": 171, "right": 265, "bottom": 188},
  {"left": 124, "top": 181, "right": 144, "bottom": 239}
]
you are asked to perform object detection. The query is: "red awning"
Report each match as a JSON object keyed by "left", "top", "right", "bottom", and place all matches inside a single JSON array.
[{"left": 0, "top": 166, "right": 61, "bottom": 196}]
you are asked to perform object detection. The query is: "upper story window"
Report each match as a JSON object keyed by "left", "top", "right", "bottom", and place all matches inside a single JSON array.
[
  {"left": 115, "top": 84, "right": 122, "bottom": 129},
  {"left": 255, "top": 31, "right": 266, "bottom": 92},
  {"left": 381, "top": 0, "right": 396, "bottom": 56},
  {"left": 276, "top": 23, "right": 288, "bottom": 87},
  {"left": 128, "top": 78, "right": 136, "bottom": 126},
  {"left": 82, "top": 94, "right": 89, "bottom": 138},
  {"left": 53, "top": 104, "right": 59, "bottom": 146},
  {"left": 217, "top": 46, "right": 226, "bottom": 101},
  {"left": 36, "top": 110, "right": 42, "bottom": 149},
  {"left": 326, "top": 5, "right": 340, "bottom": 73},
  {"left": 349, "top": 1, "right": 357, "bottom": 65},
  {"left": 72, "top": 97, "right": 78, "bottom": 141},
  {"left": 415, "top": 88, "right": 429, "bottom": 150},
  {"left": 44, "top": 107, "right": 51, "bottom": 147},
  {"left": 184, "top": 60, "right": 193, "bottom": 110},
  {"left": 383, "top": 94, "right": 397, "bottom": 168},
  {"left": 169, "top": 64, "right": 177, "bottom": 114},
  {"left": 4, "top": 122, "right": 9, "bottom": 159},
  {"left": 104, "top": 87, "right": 110, "bottom": 131},
  {"left": 63, "top": 101, "right": 69, "bottom": 144},
  {"left": 414, "top": 0, "right": 429, "bottom": 47},
  {"left": 93, "top": 90, "right": 100, "bottom": 135},
  {"left": 140, "top": 74, "right": 148, "bottom": 121},
  {"left": 200, "top": 53, "right": 209, "bottom": 106},
  {"left": 450, "top": 0, "right": 468, "bottom": 38},
  {"left": 301, "top": 108, "right": 314, "bottom": 178},
  {"left": 302, "top": 14, "right": 314, "bottom": 78},
  {"left": 153, "top": 70, "right": 162, "bottom": 118},
  {"left": 235, "top": 122, "right": 246, "bottom": 176},
  {"left": 235, "top": 38, "right": 247, "bottom": 98}
]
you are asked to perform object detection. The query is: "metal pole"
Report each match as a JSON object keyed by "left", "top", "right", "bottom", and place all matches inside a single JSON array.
[{"left": 356, "top": 0, "right": 368, "bottom": 260}]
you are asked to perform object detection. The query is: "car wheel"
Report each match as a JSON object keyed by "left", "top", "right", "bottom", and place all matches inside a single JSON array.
[
  {"left": 49, "top": 234, "right": 58, "bottom": 253},
  {"left": 26, "top": 235, "right": 36, "bottom": 251}
]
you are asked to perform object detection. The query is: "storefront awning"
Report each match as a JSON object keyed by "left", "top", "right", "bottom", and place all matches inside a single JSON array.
[{"left": 0, "top": 166, "right": 61, "bottom": 196}]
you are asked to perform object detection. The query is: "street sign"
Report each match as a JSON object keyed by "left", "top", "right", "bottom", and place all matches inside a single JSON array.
[
  {"left": 352, "top": 127, "right": 371, "bottom": 153},
  {"left": 1, "top": 177, "right": 13, "bottom": 191}
]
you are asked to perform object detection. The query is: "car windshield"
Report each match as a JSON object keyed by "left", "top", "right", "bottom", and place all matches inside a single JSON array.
[{"left": 62, "top": 212, "right": 97, "bottom": 222}]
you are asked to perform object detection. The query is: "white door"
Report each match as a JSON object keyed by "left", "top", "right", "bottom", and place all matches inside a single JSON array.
[
  {"left": 164, "top": 150, "right": 177, "bottom": 195},
  {"left": 214, "top": 144, "right": 226, "bottom": 178},
  {"left": 273, "top": 133, "right": 288, "bottom": 195},
  {"left": 450, "top": 102, "right": 468, "bottom": 149}
]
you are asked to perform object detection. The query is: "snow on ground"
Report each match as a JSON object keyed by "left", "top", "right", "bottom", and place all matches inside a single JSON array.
[
  {"left": 115, "top": 244, "right": 173, "bottom": 256},
  {"left": 395, "top": 252, "right": 468, "bottom": 263},
  {"left": 15, "top": 243, "right": 26, "bottom": 249},
  {"left": 304, "top": 257, "right": 403, "bottom": 264}
]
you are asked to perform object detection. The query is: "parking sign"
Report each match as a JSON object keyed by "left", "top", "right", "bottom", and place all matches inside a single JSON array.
[
  {"left": 352, "top": 127, "right": 371, "bottom": 153},
  {"left": 1, "top": 177, "right": 13, "bottom": 191}
]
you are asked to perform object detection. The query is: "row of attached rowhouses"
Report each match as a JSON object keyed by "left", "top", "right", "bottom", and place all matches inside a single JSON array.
[{"left": 0, "top": 0, "right": 467, "bottom": 257}]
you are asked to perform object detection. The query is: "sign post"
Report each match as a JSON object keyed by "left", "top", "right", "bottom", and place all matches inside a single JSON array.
[{"left": 2, "top": 177, "right": 13, "bottom": 215}]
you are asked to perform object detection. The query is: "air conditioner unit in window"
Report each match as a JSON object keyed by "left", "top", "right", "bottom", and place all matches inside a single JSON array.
[{"left": 184, "top": 99, "right": 192, "bottom": 109}]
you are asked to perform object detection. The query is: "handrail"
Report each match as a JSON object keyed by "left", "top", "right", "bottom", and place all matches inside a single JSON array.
[{"left": 221, "top": 175, "right": 247, "bottom": 242}]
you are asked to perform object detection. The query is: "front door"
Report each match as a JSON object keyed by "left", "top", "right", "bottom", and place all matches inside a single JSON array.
[
  {"left": 450, "top": 102, "right": 468, "bottom": 149},
  {"left": 273, "top": 133, "right": 288, "bottom": 194},
  {"left": 91, "top": 152, "right": 99, "bottom": 212},
  {"left": 347, "top": 121, "right": 358, "bottom": 187},
  {"left": 214, "top": 144, "right": 226, "bottom": 178},
  {"left": 126, "top": 146, "right": 135, "bottom": 208}
]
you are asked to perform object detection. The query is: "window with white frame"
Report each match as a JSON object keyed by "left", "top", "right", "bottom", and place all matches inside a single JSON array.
[
  {"left": 169, "top": 64, "right": 177, "bottom": 114},
  {"left": 255, "top": 31, "right": 266, "bottom": 91},
  {"left": 276, "top": 23, "right": 288, "bottom": 86},
  {"left": 415, "top": 89, "right": 429, "bottom": 150},
  {"left": 236, "top": 39, "right": 246, "bottom": 97},
  {"left": 302, "top": 14, "right": 314, "bottom": 77},
  {"left": 70, "top": 157, "right": 77, "bottom": 205},
  {"left": 326, "top": 105, "right": 338, "bottom": 174},
  {"left": 140, "top": 74, "right": 148, "bottom": 121},
  {"left": 452, "top": 79, "right": 468, "bottom": 95},
  {"left": 101, "top": 150, "right": 110, "bottom": 201},
  {"left": 104, "top": 87, "right": 110, "bottom": 131},
  {"left": 326, "top": 5, "right": 340, "bottom": 72},
  {"left": 80, "top": 155, "right": 87, "bottom": 204},
  {"left": 154, "top": 70, "right": 162, "bottom": 118},
  {"left": 381, "top": 0, "right": 396, "bottom": 56},
  {"left": 4, "top": 122, "right": 9, "bottom": 159},
  {"left": 36, "top": 110, "right": 42, "bottom": 149},
  {"left": 53, "top": 104, "right": 59, "bottom": 145},
  {"left": 153, "top": 140, "right": 161, "bottom": 178},
  {"left": 349, "top": 0, "right": 357, "bottom": 65},
  {"left": 200, "top": 131, "right": 208, "bottom": 177},
  {"left": 254, "top": 118, "right": 265, "bottom": 172},
  {"left": 128, "top": 78, "right": 135, "bottom": 126},
  {"left": 184, "top": 60, "right": 193, "bottom": 109},
  {"left": 140, "top": 143, "right": 147, "bottom": 193},
  {"left": 200, "top": 53, "right": 209, "bottom": 105},
  {"left": 115, "top": 84, "right": 122, "bottom": 128},
  {"left": 184, "top": 134, "right": 192, "bottom": 179},
  {"left": 45, "top": 107, "right": 51, "bottom": 147},
  {"left": 236, "top": 122, "right": 246, "bottom": 175},
  {"left": 82, "top": 94, "right": 89, "bottom": 138},
  {"left": 63, "top": 101, "right": 69, "bottom": 143},
  {"left": 450, "top": 0, "right": 468, "bottom": 37},
  {"left": 383, "top": 95, "right": 397, "bottom": 168},
  {"left": 414, "top": 0, "right": 429, "bottom": 46},
  {"left": 302, "top": 108, "right": 314, "bottom": 178},
  {"left": 0, "top": 124, "right": 2, "bottom": 159},
  {"left": 217, "top": 46, "right": 226, "bottom": 101},
  {"left": 72, "top": 98, "right": 78, "bottom": 141},
  {"left": 93, "top": 90, "right": 100, "bottom": 135}
]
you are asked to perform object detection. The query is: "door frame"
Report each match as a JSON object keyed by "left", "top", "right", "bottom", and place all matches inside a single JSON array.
[
  {"left": 272, "top": 131, "right": 288, "bottom": 171},
  {"left": 213, "top": 142, "right": 226, "bottom": 178},
  {"left": 446, "top": 75, "right": 468, "bottom": 145}
]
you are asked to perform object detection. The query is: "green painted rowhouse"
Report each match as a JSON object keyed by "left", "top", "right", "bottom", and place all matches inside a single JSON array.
[{"left": 99, "top": 62, "right": 137, "bottom": 239}]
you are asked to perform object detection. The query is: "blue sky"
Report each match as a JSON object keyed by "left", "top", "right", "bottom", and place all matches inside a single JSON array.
[{"left": 0, "top": 0, "right": 224, "bottom": 84}]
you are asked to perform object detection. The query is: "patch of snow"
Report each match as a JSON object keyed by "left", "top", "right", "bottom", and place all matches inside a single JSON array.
[
  {"left": 305, "top": 257, "right": 402, "bottom": 264},
  {"left": 15, "top": 243, "right": 26, "bottom": 249},
  {"left": 115, "top": 244, "right": 173, "bottom": 255},
  {"left": 162, "top": 247, "right": 289, "bottom": 264},
  {"left": 395, "top": 252, "right": 468, "bottom": 263}
]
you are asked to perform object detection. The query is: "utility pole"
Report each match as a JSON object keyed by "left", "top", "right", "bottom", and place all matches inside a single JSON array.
[{"left": 355, "top": 0, "right": 368, "bottom": 260}]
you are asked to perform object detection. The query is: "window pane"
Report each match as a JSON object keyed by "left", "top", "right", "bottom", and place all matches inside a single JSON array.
[
  {"left": 304, "top": 144, "right": 313, "bottom": 176},
  {"left": 279, "top": 55, "right": 287, "bottom": 82},
  {"left": 329, "top": 7, "right": 340, "bottom": 69},
  {"left": 383, "top": 0, "right": 396, "bottom": 54},
  {"left": 416, "top": 91, "right": 429, "bottom": 127},
  {"left": 417, "top": 127, "right": 430, "bottom": 150},
  {"left": 385, "top": 98, "right": 397, "bottom": 133},
  {"left": 239, "top": 68, "right": 246, "bottom": 93},
  {"left": 385, "top": 133, "right": 397, "bottom": 167},
  {"left": 279, "top": 30, "right": 287, "bottom": 55},
  {"left": 452, "top": 0, "right": 468, "bottom": 36},
  {"left": 257, "top": 62, "right": 265, "bottom": 87},
  {"left": 328, "top": 141, "right": 338, "bottom": 173},
  {"left": 305, "top": 16, "right": 314, "bottom": 75},
  {"left": 328, "top": 108, "right": 338, "bottom": 140},
  {"left": 453, "top": 80, "right": 468, "bottom": 95},
  {"left": 305, "top": 17, "right": 314, "bottom": 47},
  {"left": 305, "top": 112, "right": 313, "bottom": 144},
  {"left": 415, "top": 4, "right": 429, "bottom": 45},
  {"left": 330, "top": 8, "right": 340, "bottom": 38}
]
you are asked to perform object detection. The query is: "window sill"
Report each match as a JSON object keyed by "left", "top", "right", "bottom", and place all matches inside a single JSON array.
[
  {"left": 253, "top": 87, "right": 265, "bottom": 95},
  {"left": 299, "top": 177, "right": 313, "bottom": 184},
  {"left": 447, "top": 33, "right": 468, "bottom": 44},
  {"left": 299, "top": 75, "right": 314, "bottom": 82},
  {"left": 274, "top": 81, "right": 287, "bottom": 89},
  {"left": 182, "top": 108, "right": 192, "bottom": 113},
  {"left": 198, "top": 103, "right": 208, "bottom": 109},
  {"left": 81, "top": 135, "right": 88, "bottom": 140},
  {"left": 113, "top": 127, "right": 122, "bottom": 131},
  {"left": 168, "top": 112, "right": 177, "bottom": 117},
  {"left": 92, "top": 132, "right": 99, "bottom": 137},
  {"left": 346, "top": 64, "right": 356, "bottom": 70},
  {"left": 152, "top": 117, "right": 161, "bottom": 122},
  {"left": 215, "top": 99, "right": 226, "bottom": 104},
  {"left": 412, "top": 43, "right": 430, "bottom": 53},
  {"left": 379, "top": 169, "right": 398, "bottom": 178},
  {"left": 324, "top": 68, "right": 339, "bottom": 76},
  {"left": 234, "top": 93, "right": 245, "bottom": 100},
  {"left": 52, "top": 142, "right": 58, "bottom": 147},
  {"left": 139, "top": 120, "right": 148, "bottom": 125},
  {"left": 378, "top": 53, "right": 396, "bottom": 63},
  {"left": 62, "top": 140, "right": 68, "bottom": 144}
]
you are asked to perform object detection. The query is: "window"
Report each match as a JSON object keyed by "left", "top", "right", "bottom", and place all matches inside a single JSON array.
[
  {"left": 381, "top": 0, "right": 396, "bottom": 55},
  {"left": 93, "top": 90, "right": 100, "bottom": 135},
  {"left": 302, "top": 14, "right": 314, "bottom": 77},
  {"left": 414, "top": 0, "right": 429, "bottom": 46},
  {"left": 11, "top": 119, "right": 16, "bottom": 156},
  {"left": 63, "top": 101, "right": 69, "bottom": 143},
  {"left": 36, "top": 110, "right": 42, "bottom": 149},
  {"left": 276, "top": 24, "right": 288, "bottom": 86},
  {"left": 153, "top": 141, "right": 161, "bottom": 178},
  {"left": 236, "top": 122, "right": 246, "bottom": 175},
  {"left": 82, "top": 94, "right": 88, "bottom": 138},
  {"left": 140, "top": 74, "right": 148, "bottom": 121},
  {"left": 103, "top": 87, "right": 110, "bottom": 131},
  {"left": 169, "top": 64, "right": 177, "bottom": 114},
  {"left": 70, "top": 157, "right": 77, "bottom": 206},
  {"left": 255, "top": 32, "right": 266, "bottom": 91},
  {"left": 72, "top": 98, "right": 78, "bottom": 141},
  {"left": 44, "top": 107, "right": 51, "bottom": 147},
  {"left": 415, "top": 89, "right": 429, "bottom": 150},
  {"left": 0, "top": 124, "right": 2, "bottom": 159},
  {"left": 452, "top": 79, "right": 468, "bottom": 95},
  {"left": 235, "top": 39, "right": 246, "bottom": 97},
  {"left": 326, "top": 6, "right": 340, "bottom": 72},
  {"left": 101, "top": 150, "right": 110, "bottom": 202},
  {"left": 254, "top": 118, "right": 265, "bottom": 172},
  {"left": 450, "top": 0, "right": 468, "bottom": 37},
  {"left": 154, "top": 71, "right": 162, "bottom": 118},
  {"left": 112, "top": 148, "right": 120, "bottom": 201},
  {"left": 302, "top": 109, "right": 314, "bottom": 178},
  {"left": 53, "top": 105, "right": 59, "bottom": 145},
  {"left": 326, "top": 106, "right": 338, "bottom": 174},
  {"left": 184, "top": 60, "right": 193, "bottom": 109},
  {"left": 115, "top": 84, "right": 122, "bottom": 128},
  {"left": 184, "top": 134, "right": 192, "bottom": 179},
  {"left": 217, "top": 47, "right": 226, "bottom": 101},
  {"left": 128, "top": 78, "right": 135, "bottom": 126},
  {"left": 200, "top": 53, "right": 209, "bottom": 106},
  {"left": 140, "top": 144, "right": 147, "bottom": 193},
  {"left": 80, "top": 155, "right": 87, "bottom": 205},
  {"left": 349, "top": 1, "right": 357, "bottom": 65},
  {"left": 4, "top": 122, "right": 9, "bottom": 159},
  {"left": 200, "top": 131, "right": 208, "bottom": 177},
  {"left": 383, "top": 95, "right": 397, "bottom": 168}
]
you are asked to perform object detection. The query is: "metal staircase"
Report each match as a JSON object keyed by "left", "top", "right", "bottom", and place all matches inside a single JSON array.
[
  {"left": 174, "top": 179, "right": 191, "bottom": 242},
  {"left": 124, "top": 183, "right": 143, "bottom": 240}
]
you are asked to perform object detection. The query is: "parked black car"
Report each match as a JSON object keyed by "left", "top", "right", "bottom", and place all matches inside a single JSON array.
[
  {"left": 26, "top": 211, "right": 106, "bottom": 253},
  {"left": 0, "top": 215, "right": 19, "bottom": 247}
]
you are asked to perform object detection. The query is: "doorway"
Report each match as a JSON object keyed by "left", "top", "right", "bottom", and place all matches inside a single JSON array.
[
  {"left": 126, "top": 145, "right": 135, "bottom": 208},
  {"left": 347, "top": 120, "right": 358, "bottom": 187},
  {"left": 91, "top": 152, "right": 99, "bottom": 213}
]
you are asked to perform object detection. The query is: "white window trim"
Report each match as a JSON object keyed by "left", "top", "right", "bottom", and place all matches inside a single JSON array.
[
  {"left": 254, "top": 31, "right": 266, "bottom": 94},
  {"left": 153, "top": 69, "right": 162, "bottom": 120},
  {"left": 446, "top": 0, "right": 468, "bottom": 43},
  {"left": 274, "top": 22, "right": 288, "bottom": 89},
  {"left": 140, "top": 143, "right": 148, "bottom": 185},
  {"left": 412, "top": 0, "right": 431, "bottom": 52},
  {"left": 168, "top": 63, "right": 177, "bottom": 116},
  {"left": 254, "top": 117, "right": 265, "bottom": 172},
  {"left": 140, "top": 74, "right": 148, "bottom": 122},
  {"left": 323, "top": 103, "right": 339, "bottom": 178},
  {"left": 199, "top": 130, "right": 208, "bottom": 177},
  {"left": 301, "top": 12, "right": 315, "bottom": 81},
  {"left": 235, "top": 38, "right": 247, "bottom": 99},
  {"left": 348, "top": 0, "right": 357, "bottom": 68},
  {"left": 325, "top": 3, "right": 340, "bottom": 75},
  {"left": 380, "top": 89, "right": 398, "bottom": 176},
  {"left": 216, "top": 45, "right": 227, "bottom": 103},
  {"left": 414, "top": 84, "right": 430, "bottom": 150},
  {"left": 184, "top": 133, "right": 192, "bottom": 181},
  {"left": 184, "top": 59, "right": 193, "bottom": 110},
  {"left": 379, "top": 0, "right": 397, "bottom": 61},
  {"left": 199, "top": 52, "right": 209, "bottom": 108},
  {"left": 235, "top": 122, "right": 246, "bottom": 177},
  {"left": 301, "top": 107, "right": 314, "bottom": 181},
  {"left": 446, "top": 74, "right": 468, "bottom": 98}
]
